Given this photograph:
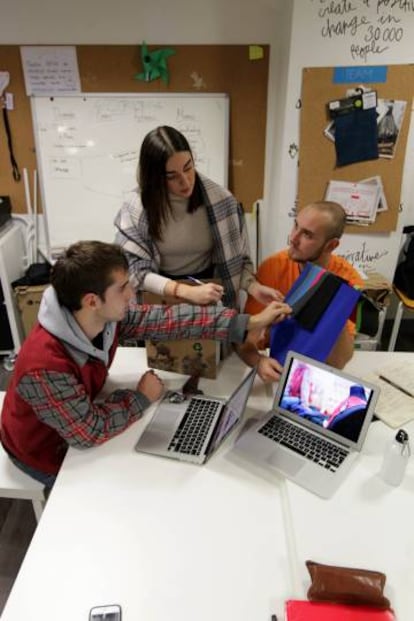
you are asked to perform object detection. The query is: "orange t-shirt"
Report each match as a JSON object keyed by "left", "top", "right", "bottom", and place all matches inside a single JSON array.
[{"left": 245, "top": 249, "right": 364, "bottom": 335}]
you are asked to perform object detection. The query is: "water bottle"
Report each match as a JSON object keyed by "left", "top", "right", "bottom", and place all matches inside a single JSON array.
[{"left": 380, "top": 429, "right": 410, "bottom": 486}]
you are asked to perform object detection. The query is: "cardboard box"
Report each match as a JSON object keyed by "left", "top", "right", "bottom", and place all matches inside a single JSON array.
[
  {"left": 143, "top": 291, "right": 220, "bottom": 379},
  {"left": 14, "top": 285, "right": 48, "bottom": 338},
  {"left": 361, "top": 271, "right": 392, "bottom": 305}
]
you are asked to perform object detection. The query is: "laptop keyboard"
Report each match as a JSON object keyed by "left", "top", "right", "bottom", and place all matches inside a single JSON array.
[
  {"left": 168, "top": 398, "right": 221, "bottom": 456},
  {"left": 259, "top": 415, "right": 348, "bottom": 472}
]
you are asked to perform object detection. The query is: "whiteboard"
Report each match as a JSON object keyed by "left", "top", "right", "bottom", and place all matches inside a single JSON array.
[{"left": 31, "top": 93, "right": 229, "bottom": 253}]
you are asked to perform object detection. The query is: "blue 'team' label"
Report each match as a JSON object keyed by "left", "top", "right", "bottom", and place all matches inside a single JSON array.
[{"left": 333, "top": 66, "right": 387, "bottom": 84}]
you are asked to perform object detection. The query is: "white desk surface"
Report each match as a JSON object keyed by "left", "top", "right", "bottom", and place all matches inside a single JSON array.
[
  {"left": 283, "top": 352, "right": 414, "bottom": 621},
  {"left": 1, "top": 349, "right": 290, "bottom": 621},
  {"left": 2, "top": 350, "right": 414, "bottom": 620}
]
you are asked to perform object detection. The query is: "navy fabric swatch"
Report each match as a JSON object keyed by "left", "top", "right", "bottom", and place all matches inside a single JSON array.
[{"left": 334, "top": 108, "right": 378, "bottom": 167}]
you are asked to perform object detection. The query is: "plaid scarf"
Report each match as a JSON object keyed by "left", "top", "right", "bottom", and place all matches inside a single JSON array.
[{"left": 114, "top": 172, "right": 254, "bottom": 308}]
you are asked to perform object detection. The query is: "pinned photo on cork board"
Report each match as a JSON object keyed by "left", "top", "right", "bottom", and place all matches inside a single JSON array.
[
  {"left": 298, "top": 64, "right": 414, "bottom": 234},
  {"left": 324, "top": 98, "right": 407, "bottom": 161}
]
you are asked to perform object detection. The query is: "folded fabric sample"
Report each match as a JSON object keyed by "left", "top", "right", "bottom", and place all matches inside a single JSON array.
[
  {"left": 285, "top": 599, "right": 395, "bottom": 620},
  {"left": 334, "top": 107, "right": 379, "bottom": 166},
  {"left": 270, "top": 264, "right": 360, "bottom": 365},
  {"left": 306, "top": 560, "right": 391, "bottom": 609},
  {"left": 293, "top": 272, "right": 344, "bottom": 331}
]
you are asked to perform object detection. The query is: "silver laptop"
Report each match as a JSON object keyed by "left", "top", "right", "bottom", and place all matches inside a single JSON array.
[
  {"left": 135, "top": 368, "right": 257, "bottom": 464},
  {"left": 234, "top": 352, "right": 379, "bottom": 498}
]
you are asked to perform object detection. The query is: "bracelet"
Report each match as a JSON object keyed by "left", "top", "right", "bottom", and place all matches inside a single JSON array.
[{"left": 171, "top": 281, "right": 179, "bottom": 298}]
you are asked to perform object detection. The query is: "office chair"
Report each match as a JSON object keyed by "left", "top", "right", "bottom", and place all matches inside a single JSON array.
[
  {"left": 0, "top": 392, "right": 45, "bottom": 522},
  {"left": 388, "top": 286, "right": 414, "bottom": 351},
  {"left": 389, "top": 225, "right": 414, "bottom": 350}
]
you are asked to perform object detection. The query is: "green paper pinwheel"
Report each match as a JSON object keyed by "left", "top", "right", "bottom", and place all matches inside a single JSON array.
[{"left": 135, "top": 42, "right": 176, "bottom": 85}]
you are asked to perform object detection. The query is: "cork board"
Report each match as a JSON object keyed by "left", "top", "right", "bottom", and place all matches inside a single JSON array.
[
  {"left": 0, "top": 44, "right": 269, "bottom": 216},
  {"left": 298, "top": 65, "right": 414, "bottom": 233}
]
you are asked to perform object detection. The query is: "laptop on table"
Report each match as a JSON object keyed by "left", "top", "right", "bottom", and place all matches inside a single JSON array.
[
  {"left": 135, "top": 368, "right": 257, "bottom": 464},
  {"left": 234, "top": 352, "right": 379, "bottom": 498}
]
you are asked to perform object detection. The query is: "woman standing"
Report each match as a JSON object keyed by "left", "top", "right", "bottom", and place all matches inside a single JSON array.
[{"left": 114, "top": 126, "right": 279, "bottom": 309}]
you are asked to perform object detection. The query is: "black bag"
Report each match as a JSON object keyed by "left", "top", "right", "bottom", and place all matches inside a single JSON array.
[
  {"left": 12, "top": 262, "right": 52, "bottom": 288},
  {"left": 0, "top": 196, "right": 12, "bottom": 228},
  {"left": 355, "top": 293, "right": 382, "bottom": 337},
  {"left": 393, "top": 225, "right": 414, "bottom": 299}
]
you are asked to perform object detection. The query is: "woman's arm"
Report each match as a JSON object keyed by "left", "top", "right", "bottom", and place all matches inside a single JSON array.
[
  {"left": 116, "top": 191, "right": 225, "bottom": 305},
  {"left": 247, "top": 280, "right": 284, "bottom": 305},
  {"left": 235, "top": 204, "right": 282, "bottom": 305},
  {"left": 164, "top": 280, "right": 224, "bottom": 305},
  {"left": 114, "top": 191, "right": 160, "bottom": 291}
]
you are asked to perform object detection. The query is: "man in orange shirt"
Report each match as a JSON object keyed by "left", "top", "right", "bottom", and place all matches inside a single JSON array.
[{"left": 238, "top": 201, "right": 363, "bottom": 382}]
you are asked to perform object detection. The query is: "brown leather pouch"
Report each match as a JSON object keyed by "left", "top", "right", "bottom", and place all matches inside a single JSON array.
[{"left": 306, "top": 560, "right": 391, "bottom": 609}]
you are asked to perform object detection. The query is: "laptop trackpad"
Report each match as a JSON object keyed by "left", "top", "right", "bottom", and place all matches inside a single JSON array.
[
  {"left": 266, "top": 449, "right": 304, "bottom": 476},
  {"left": 137, "top": 407, "right": 182, "bottom": 451},
  {"left": 151, "top": 407, "right": 182, "bottom": 431}
]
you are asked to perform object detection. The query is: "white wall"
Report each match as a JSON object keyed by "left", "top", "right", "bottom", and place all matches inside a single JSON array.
[
  {"left": 0, "top": 0, "right": 283, "bottom": 44},
  {"left": 262, "top": 1, "right": 295, "bottom": 259},
  {"left": 0, "top": 0, "right": 285, "bottom": 254},
  {"left": 2, "top": 0, "right": 414, "bottom": 280},
  {"left": 262, "top": 0, "right": 414, "bottom": 280}
]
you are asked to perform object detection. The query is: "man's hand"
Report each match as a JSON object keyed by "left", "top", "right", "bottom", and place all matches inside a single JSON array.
[
  {"left": 257, "top": 356, "right": 284, "bottom": 383},
  {"left": 235, "top": 336, "right": 283, "bottom": 384},
  {"left": 137, "top": 370, "right": 165, "bottom": 402},
  {"left": 248, "top": 281, "right": 284, "bottom": 305},
  {"left": 247, "top": 301, "right": 291, "bottom": 331}
]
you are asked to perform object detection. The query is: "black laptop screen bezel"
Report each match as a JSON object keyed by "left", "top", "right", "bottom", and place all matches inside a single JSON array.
[{"left": 206, "top": 367, "right": 257, "bottom": 457}]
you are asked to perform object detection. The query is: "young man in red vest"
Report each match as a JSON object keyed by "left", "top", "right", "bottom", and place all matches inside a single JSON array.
[{"left": 0, "top": 241, "right": 290, "bottom": 488}]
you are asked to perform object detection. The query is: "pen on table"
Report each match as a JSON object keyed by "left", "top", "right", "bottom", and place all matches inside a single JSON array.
[
  {"left": 378, "top": 374, "right": 413, "bottom": 398},
  {"left": 187, "top": 276, "right": 204, "bottom": 285}
]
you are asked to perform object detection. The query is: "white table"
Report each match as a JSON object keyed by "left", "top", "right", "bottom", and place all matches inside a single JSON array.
[
  {"left": 1, "top": 349, "right": 291, "bottom": 621},
  {"left": 2, "top": 350, "right": 413, "bottom": 620},
  {"left": 284, "top": 352, "right": 414, "bottom": 621}
]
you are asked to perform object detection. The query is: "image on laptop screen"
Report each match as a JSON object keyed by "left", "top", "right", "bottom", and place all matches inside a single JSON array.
[{"left": 278, "top": 356, "right": 375, "bottom": 444}]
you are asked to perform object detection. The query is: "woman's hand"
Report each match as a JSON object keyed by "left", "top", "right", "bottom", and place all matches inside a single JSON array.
[
  {"left": 248, "top": 281, "right": 284, "bottom": 304},
  {"left": 178, "top": 282, "right": 224, "bottom": 305},
  {"left": 247, "top": 301, "right": 291, "bottom": 331},
  {"left": 137, "top": 370, "right": 165, "bottom": 402}
]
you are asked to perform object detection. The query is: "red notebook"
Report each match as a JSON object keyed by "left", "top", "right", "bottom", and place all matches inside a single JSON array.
[{"left": 285, "top": 600, "right": 396, "bottom": 620}]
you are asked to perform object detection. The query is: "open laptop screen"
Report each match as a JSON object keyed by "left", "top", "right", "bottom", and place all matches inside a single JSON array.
[
  {"left": 207, "top": 368, "right": 257, "bottom": 456},
  {"left": 276, "top": 353, "right": 376, "bottom": 447}
]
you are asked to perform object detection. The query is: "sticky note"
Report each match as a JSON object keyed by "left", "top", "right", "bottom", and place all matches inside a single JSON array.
[{"left": 249, "top": 45, "right": 264, "bottom": 61}]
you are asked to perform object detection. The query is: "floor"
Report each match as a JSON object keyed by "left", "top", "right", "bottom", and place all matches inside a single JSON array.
[
  {"left": 0, "top": 499, "right": 37, "bottom": 613},
  {"left": 0, "top": 319, "right": 413, "bottom": 615}
]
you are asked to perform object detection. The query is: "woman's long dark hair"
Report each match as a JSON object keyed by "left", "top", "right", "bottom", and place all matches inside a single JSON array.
[{"left": 139, "top": 126, "right": 202, "bottom": 240}]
